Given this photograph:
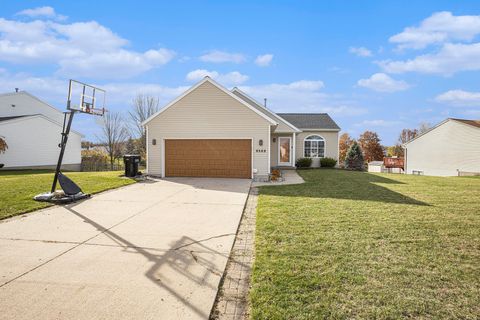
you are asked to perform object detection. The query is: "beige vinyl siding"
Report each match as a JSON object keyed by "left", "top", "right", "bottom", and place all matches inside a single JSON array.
[
  {"left": 295, "top": 131, "right": 339, "bottom": 167},
  {"left": 405, "top": 120, "right": 480, "bottom": 176},
  {"left": 231, "top": 90, "right": 296, "bottom": 133},
  {"left": 273, "top": 120, "right": 296, "bottom": 133},
  {"left": 270, "top": 131, "right": 339, "bottom": 167},
  {"left": 146, "top": 81, "right": 271, "bottom": 177}
]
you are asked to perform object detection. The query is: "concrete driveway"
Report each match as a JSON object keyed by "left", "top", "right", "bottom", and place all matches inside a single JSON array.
[{"left": 0, "top": 178, "right": 251, "bottom": 320}]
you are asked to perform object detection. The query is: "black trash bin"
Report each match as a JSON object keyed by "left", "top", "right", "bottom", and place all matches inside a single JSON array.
[{"left": 123, "top": 155, "right": 141, "bottom": 177}]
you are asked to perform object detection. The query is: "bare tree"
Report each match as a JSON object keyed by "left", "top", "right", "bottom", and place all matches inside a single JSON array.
[
  {"left": 418, "top": 122, "right": 432, "bottom": 134},
  {"left": 129, "top": 94, "right": 159, "bottom": 156},
  {"left": 97, "top": 112, "right": 129, "bottom": 170},
  {"left": 398, "top": 128, "right": 418, "bottom": 145}
]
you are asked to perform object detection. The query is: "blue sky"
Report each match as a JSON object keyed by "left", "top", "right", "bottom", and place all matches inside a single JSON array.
[{"left": 1, "top": 1, "right": 480, "bottom": 144}]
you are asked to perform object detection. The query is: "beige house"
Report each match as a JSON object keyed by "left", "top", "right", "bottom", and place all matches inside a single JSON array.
[
  {"left": 403, "top": 118, "right": 480, "bottom": 176},
  {"left": 143, "top": 77, "right": 340, "bottom": 180}
]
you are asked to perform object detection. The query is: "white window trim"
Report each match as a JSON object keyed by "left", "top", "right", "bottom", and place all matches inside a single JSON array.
[{"left": 303, "top": 134, "right": 326, "bottom": 158}]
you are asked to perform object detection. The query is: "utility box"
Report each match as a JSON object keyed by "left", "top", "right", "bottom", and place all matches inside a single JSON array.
[{"left": 123, "top": 155, "right": 141, "bottom": 177}]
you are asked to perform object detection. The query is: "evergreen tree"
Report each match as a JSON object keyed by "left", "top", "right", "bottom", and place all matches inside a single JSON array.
[{"left": 344, "top": 141, "right": 364, "bottom": 170}]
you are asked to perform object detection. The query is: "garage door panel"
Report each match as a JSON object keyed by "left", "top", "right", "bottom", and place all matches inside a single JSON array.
[{"left": 165, "top": 139, "right": 251, "bottom": 178}]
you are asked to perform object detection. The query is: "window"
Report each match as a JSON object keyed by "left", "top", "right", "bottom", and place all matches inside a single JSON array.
[{"left": 304, "top": 135, "right": 325, "bottom": 158}]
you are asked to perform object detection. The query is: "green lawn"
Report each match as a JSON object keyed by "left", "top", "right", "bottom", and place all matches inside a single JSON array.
[
  {"left": 0, "top": 170, "right": 136, "bottom": 220},
  {"left": 251, "top": 170, "right": 480, "bottom": 319}
]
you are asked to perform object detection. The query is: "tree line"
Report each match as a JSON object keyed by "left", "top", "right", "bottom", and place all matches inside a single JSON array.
[{"left": 339, "top": 122, "right": 431, "bottom": 167}]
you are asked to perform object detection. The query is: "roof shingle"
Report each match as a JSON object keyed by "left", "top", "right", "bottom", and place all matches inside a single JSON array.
[
  {"left": 276, "top": 113, "right": 340, "bottom": 130},
  {"left": 451, "top": 118, "right": 480, "bottom": 129}
]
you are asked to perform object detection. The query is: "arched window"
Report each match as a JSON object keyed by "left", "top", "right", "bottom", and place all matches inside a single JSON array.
[{"left": 304, "top": 135, "right": 325, "bottom": 158}]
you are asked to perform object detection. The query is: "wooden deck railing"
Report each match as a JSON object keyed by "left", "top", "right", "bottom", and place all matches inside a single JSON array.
[{"left": 383, "top": 157, "right": 404, "bottom": 169}]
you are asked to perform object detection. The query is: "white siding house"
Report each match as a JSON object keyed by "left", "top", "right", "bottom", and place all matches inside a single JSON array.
[
  {"left": 0, "top": 91, "right": 82, "bottom": 170},
  {"left": 403, "top": 118, "right": 480, "bottom": 176}
]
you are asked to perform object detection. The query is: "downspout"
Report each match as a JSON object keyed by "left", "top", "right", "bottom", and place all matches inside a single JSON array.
[
  {"left": 292, "top": 132, "right": 296, "bottom": 167},
  {"left": 268, "top": 125, "right": 271, "bottom": 174}
]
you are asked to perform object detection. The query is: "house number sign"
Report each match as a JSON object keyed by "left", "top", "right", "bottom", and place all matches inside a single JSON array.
[{"left": 255, "top": 149, "right": 267, "bottom": 153}]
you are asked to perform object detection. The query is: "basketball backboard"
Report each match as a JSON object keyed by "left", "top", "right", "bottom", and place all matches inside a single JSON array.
[{"left": 67, "top": 80, "right": 106, "bottom": 116}]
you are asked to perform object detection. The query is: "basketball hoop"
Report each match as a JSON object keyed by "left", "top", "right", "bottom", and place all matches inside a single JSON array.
[
  {"left": 34, "top": 80, "right": 107, "bottom": 203},
  {"left": 67, "top": 79, "right": 107, "bottom": 116}
]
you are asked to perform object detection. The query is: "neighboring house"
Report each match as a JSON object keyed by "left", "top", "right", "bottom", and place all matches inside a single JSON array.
[
  {"left": 0, "top": 91, "right": 82, "bottom": 170},
  {"left": 403, "top": 118, "right": 480, "bottom": 176},
  {"left": 143, "top": 77, "right": 340, "bottom": 180}
]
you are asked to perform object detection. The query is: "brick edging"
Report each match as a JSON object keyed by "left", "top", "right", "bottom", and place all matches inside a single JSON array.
[{"left": 210, "top": 187, "right": 258, "bottom": 320}]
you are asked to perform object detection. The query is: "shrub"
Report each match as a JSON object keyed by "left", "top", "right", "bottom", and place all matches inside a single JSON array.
[
  {"left": 344, "top": 141, "right": 364, "bottom": 170},
  {"left": 0, "top": 136, "right": 7, "bottom": 154},
  {"left": 320, "top": 157, "right": 337, "bottom": 168},
  {"left": 296, "top": 157, "right": 312, "bottom": 168},
  {"left": 81, "top": 149, "right": 108, "bottom": 163}
]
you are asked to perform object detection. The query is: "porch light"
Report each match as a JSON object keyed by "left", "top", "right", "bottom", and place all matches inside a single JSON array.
[
  {"left": 152, "top": 139, "right": 157, "bottom": 145},
  {"left": 259, "top": 139, "right": 263, "bottom": 146}
]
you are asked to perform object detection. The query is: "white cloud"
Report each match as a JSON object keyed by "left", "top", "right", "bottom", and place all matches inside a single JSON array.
[
  {"left": 185, "top": 69, "right": 249, "bottom": 85},
  {"left": 390, "top": 11, "right": 480, "bottom": 50},
  {"left": 59, "top": 49, "right": 175, "bottom": 79},
  {"left": 0, "top": 17, "right": 175, "bottom": 79},
  {"left": 16, "top": 6, "right": 67, "bottom": 21},
  {"left": 255, "top": 54, "right": 273, "bottom": 66},
  {"left": 101, "top": 83, "right": 188, "bottom": 106},
  {"left": 238, "top": 80, "right": 366, "bottom": 117},
  {"left": 349, "top": 46, "right": 372, "bottom": 57},
  {"left": 379, "top": 42, "right": 480, "bottom": 75},
  {"left": 199, "top": 50, "right": 246, "bottom": 63},
  {"left": 435, "top": 89, "right": 480, "bottom": 107},
  {"left": 0, "top": 71, "right": 187, "bottom": 111},
  {"left": 357, "top": 73, "right": 410, "bottom": 92},
  {"left": 356, "top": 119, "right": 402, "bottom": 127},
  {"left": 186, "top": 69, "right": 218, "bottom": 81}
]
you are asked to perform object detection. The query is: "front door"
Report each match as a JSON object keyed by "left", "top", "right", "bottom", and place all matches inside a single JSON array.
[{"left": 278, "top": 137, "right": 292, "bottom": 166}]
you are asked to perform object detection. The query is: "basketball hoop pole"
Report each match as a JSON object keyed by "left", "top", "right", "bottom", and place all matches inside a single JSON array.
[{"left": 51, "top": 111, "right": 76, "bottom": 193}]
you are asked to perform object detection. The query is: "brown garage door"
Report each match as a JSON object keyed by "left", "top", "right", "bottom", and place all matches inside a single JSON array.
[{"left": 165, "top": 139, "right": 251, "bottom": 178}]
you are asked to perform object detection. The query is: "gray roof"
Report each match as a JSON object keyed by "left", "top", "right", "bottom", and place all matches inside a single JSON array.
[{"left": 276, "top": 113, "right": 340, "bottom": 130}]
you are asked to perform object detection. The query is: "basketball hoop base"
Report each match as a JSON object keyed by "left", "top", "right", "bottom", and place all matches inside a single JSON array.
[
  {"left": 34, "top": 191, "right": 91, "bottom": 204},
  {"left": 35, "top": 172, "right": 91, "bottom": 204}
]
